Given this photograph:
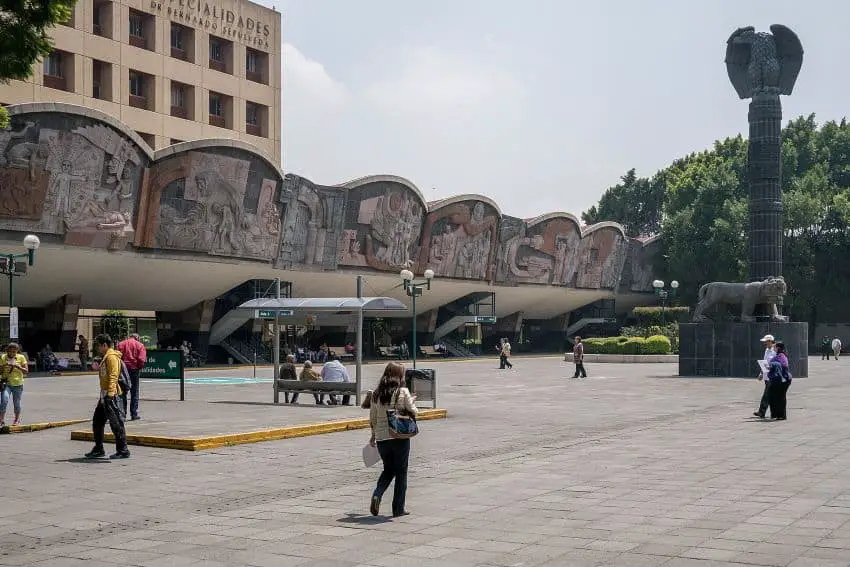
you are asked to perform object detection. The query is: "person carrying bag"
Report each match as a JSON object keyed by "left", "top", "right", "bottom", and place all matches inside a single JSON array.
[{"left": 368, "top": 362, "right": 418, "bottom": 518}]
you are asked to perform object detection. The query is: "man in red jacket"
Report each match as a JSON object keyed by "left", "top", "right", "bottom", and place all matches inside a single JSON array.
[{"left": 117, "top": 333, "right": 147, "bottom": 420}]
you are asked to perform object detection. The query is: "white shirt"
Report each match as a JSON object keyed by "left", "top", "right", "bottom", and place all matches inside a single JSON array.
[
  {"left": 764, "top": 347, "right": 776, "bottom": 363},
  {"left": 320, "top": 360, "right": 350, "bottom": 383}
]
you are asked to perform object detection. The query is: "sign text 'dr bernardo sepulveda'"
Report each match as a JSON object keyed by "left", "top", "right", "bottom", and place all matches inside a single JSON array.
[{"left": 150, "top": 0, "right": 272, "bottom": 51}]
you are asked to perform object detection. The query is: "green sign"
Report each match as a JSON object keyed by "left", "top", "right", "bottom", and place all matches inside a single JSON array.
[
  {"left": 140, "top": 351, "right": 183, "bottom": 379},
  {"left": 474, "top": 316, "right": 497, "bottom": 324},
  {"left": 258, "top": 309, "right": 294, "bottom": 319}
]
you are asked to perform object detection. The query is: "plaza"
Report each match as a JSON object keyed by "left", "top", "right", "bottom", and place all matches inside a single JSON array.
[{"left": 2, "top": 356, "right": 850, "bottom": 566}]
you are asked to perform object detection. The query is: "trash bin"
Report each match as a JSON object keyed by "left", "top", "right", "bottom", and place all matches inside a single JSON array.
[{"left": 405, "top": 368, "right": 436, "bottom": 408}]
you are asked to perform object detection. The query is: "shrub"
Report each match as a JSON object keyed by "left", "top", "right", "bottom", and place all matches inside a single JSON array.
[
  {"left": 632, "top": 306, "right": 690, "bottom": 326},
  {"left": 100, "top": 310, "right": 130, "bottom": 343},
  {"left": 642, "top": 334, "right": 672, "bottom": 355},
  {"left": 580, "top": 335, "right": 671, "bottom": 355}
]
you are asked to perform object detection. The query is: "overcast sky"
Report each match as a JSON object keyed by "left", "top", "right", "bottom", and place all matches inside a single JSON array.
[{"left": 268, "top": 0, "right": 846, "bottom": 219}]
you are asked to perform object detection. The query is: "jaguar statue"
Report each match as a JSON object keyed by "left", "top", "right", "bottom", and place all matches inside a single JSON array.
[{"left": 692, "top": 276, "right": 787, "bottom": 323}]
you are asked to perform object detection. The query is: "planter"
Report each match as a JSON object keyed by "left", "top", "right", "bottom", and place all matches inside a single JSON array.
[{"left": 564, "top": 353, "right": 678, "bottom": 364}]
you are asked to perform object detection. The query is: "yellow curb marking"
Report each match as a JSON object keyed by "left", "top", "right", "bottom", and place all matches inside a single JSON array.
[
  {"left": 1, "top": 419, "right": 88, "bottom": 434},
  {"left": 70, "top": 408, "right": 448, "bottom": 451}
]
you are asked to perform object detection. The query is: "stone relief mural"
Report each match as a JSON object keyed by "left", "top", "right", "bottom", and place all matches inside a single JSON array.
[
  {"left": 141, "top": 147, "right": 283, "bottom": 260},
  {"left": 277, "top": 174, "right": 346, "bottom": 270},
  {"left": 0, "top": 113, "right": 146, "bottom": 250},
  {"left": 0, "top": 105, "right": 659, "bottom": 296},
  {"left": 339, "top": 181, "right": 425, "bottom": 271},
  {"left": 417, "top": 198, "right": 499, "bottom": 280},
  {"left": 494, "top": 214, "right": 628, "bottom": 290}
]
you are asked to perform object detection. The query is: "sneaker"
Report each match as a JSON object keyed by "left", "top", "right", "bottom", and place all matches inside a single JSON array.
[
  {"left": 85, "top": 448, "right": 106, "bottom": 459},
  {"left": 110, "top": 450, "right": 131, "bottom": 459},
  {"left": 12, "top": 419, "right": 20, "bottom": 426},
  {"left": 370, "top": 495, "right": 381, "bottom": 516},
  {"left": 753, "top": 412, "right": 764, "bottom": 418},
  {"left": 393, "top": 511, "right": 410, "bottom": 518},
  {"left": 130, "top": 415, "right": 141, "bottom": 421}
]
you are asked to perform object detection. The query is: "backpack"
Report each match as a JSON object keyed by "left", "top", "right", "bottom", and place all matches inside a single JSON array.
[{"left": 118, "top": 360, "right": 132, "bottom": 393}]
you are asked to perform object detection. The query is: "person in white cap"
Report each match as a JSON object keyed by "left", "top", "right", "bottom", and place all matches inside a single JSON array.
[{"left": 754, "top": 334, "right": 776, "bottom": 418}]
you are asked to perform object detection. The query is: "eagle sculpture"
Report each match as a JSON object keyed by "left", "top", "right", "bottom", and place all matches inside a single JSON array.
[{"left": 725, "top": 25, "right": 803, "bottom": 99}]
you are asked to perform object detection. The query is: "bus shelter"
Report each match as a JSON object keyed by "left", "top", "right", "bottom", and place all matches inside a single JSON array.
[{"left": 237, "top": 296, "right": 407, "bottom": 405}]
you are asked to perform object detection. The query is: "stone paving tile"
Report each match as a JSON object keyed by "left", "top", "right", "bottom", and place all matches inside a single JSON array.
[{"left": 5, "top": 359, "right": 850, "bottom": 567}]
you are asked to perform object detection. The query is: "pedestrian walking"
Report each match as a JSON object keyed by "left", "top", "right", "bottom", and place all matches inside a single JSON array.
[
  {"left": 832, "top": 337, "right": 842, "bottom": 360},
  {"left": 0, "top": 343, "right": 28, "bottom": 426},
  {"left": 369, "top": 362, "right": 418, "bottom": 518},
  {"left": 767, "top": 341, "right": 791, "bottom": 420},
  {"left": 117, "top": 333, "right": 147, "bottom": 420},
  {"left": 821, "top": 336, "right": 832, "bottom": 360},
  {"left": 572, "top": 336, "right": 587, "bottom": 378},
  {"left": 85, "top": 334, "right": 129, "bottom": 459},
  {"left": 753, "top": 334, "right": 776, "bottom": 418},
  {"left": 498, "top": 338, "right": 513, "bottom": 369},
  {"left": 77, "top": 334, "right": 89, "bottom": 371}
]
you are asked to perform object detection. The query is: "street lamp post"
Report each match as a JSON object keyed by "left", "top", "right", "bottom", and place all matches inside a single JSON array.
[
  {"left": 3, "top": 235, "right": 40, "bottom": 340},
  {"left": 652, "top": 279, "right": 679, "bottom": 325},
  {"left": 400, "top": 268, "right": 435, "bottom": 369}
]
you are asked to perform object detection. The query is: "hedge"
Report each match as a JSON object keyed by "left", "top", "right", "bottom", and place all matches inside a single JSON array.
[
  {"left": 632, "top": 306, "right": 690, "bottom": 326},
  {"left": 583, "top": 334, "right": 672, "bottom": 355}
]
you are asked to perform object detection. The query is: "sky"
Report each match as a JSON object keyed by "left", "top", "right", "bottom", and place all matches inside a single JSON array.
[{"left": 267, "top": 0, "right": 848, "bottom": 220}]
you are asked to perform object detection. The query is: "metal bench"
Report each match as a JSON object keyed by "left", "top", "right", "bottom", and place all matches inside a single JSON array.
[
  {"left": 377, "top": 346, "right": 398, "bottom": 358},
  {"left": 327, "top": 346, "right": 355, "bottom": 360},
  {"left": 420, "top": 345, "right": 443, "bottom": 357}
]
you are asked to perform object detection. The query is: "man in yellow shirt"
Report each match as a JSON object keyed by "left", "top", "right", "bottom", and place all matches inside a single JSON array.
[
  {"left": 85, "top": 334, "right": 129, "bottom": 459},
  {"left": 0, "top": 342, "right": 28, "bottom": 426}
]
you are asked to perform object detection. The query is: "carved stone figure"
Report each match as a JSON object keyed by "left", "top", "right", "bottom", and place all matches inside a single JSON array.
[
  {"left": 419, "top": 201, "right": 498, "bottom": 280},
  {"left": 0, "top": 121, "right": 36, "bottom": 167},
  {"left": 691, "top": 277, "right": 787, "bottom": 323},
  {"left": 50, "top": 160, "right": 88, "bottom": 221},
  {"left": 366, "top": 189, "right": 422, "bottom": 270},
  {"left": 725, "top": 25, "right": 803, "bottom": 99},
  {"left": 504, "top": 234, "right": 550, "bottom": 283}
]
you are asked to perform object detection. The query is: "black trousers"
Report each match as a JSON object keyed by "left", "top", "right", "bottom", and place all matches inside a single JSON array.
[
  {"left": 499, "top": 354, "right": 512, "bottom": 369},
  {"left": 374, "top": 438, "right": 410, "bottom": 516},
  {"left": 93, "top": 395, "right": 127, "bottom": 452},
  {"left": 757, "top": 381, "right": 771, "bottom": 416},
  {"left": 573, "top": 362, "right": 587, "bottom": 377},
  {"left": 769, "top": 380, "right": 790, "bottom": 419},
  {"left": 121, "top": 368, "right": 142, "bottom": 418},
  {"left": 290, "top": 392, "right": 323, "bottom": 404},
  {"left": 327, "top": 394, "right": 351, "bottom": 405}
]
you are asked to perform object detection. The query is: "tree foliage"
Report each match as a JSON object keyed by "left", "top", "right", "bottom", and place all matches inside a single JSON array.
[
  {"left": 0, "top": 0, "right": 76, "bottom": 128},
  {"left": 583, "top": 114, "right": 850, "bottom": 326}
]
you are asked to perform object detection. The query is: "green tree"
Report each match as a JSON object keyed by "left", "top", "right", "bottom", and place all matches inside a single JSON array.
[
  {"left": 582, "top": 168, "right": 665, "bottom": 237},
  {"left": 100, "top": 310, "right": 130, "bottom": 343},
  {"left": 584, "top": 114, "right": 850, "bottom": 328},
  {"left": 0, "top": 0, "right": 76, "bottom": 128}
]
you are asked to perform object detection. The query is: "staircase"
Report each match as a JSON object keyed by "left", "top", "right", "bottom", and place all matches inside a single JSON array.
[
  {"left": 441, "top": 337, "right": 476, "bottom": 358},
  {"left": 565, "top": 317, "right": 616, "bottom": 339},
  {"left": 221, "top": 336, "right": 271, "bottom": 365},
  {"left": 433, "top": 315, "right": 478, "bottom": 343},
  {"left": 209, "top": 309, "right": 254, "bottom": 346}
]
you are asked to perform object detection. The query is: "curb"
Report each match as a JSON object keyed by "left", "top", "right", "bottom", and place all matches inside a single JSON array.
[
  {"left": 69, "top": 408, "right": 448, "bottom": 451},
  {"left": 1, "top": 419, "right": 88, "bottom": 434},
  {"left": 563, "top": 354, "right": 679, "bottom": 364}
]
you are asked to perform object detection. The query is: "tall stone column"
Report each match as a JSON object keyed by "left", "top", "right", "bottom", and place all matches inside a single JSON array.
[{"left": 747, "top": 94, "right": 783, "bottom": 281}]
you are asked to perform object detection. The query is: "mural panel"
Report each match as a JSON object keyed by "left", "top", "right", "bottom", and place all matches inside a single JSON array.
[
  {"left": 619, "top": 236, "right": 661, "bottom": 293},
  {"left": 339, "top": 181, "right": 425, "bottom": 271},
  {"left": 494, "top": 214, "right": 628, "bottom": 289},
  {"left": 0, "top": 114, "right": 147, "bottom": 250},
  {"left": 144, "top": 148, "right": 283, "bottom": 260},
  {"left": 277, "top": 174, "right": 346, "bottom": 270},
  {"left": 418, "top": 198, "right": 499, "bottom": 280}
]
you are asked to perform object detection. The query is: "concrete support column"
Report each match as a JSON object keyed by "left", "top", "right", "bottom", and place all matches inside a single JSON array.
[
  {"left": 43, "top": 294, "right": 81, "bottom": 351},
  {"left": 156, "top": 299, "right": 215, "bottom": 353}
]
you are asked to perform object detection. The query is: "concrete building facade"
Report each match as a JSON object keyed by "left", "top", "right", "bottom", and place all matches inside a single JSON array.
[{"left": 0, "top": 0, "right": 281, "bottom": 160}]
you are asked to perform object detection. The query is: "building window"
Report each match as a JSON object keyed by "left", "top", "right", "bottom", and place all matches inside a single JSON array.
[
  {"left": 208, "top": 36, "right": 232, "bottom": 73},
  {"left": 43, "top": 51, "right": 70, "bottom": 91},
  {"left": 245, "top": 48, "right": 267, "bottom": 84},
  {"left": 208, "top": 91, "right": 230, "bottom": 128},
  {"left": 245, "top": 102, "right": 265, "bottom": 137},
  {"left": 44, "top": 52, "right": 63, "bottom": 78},
  {"left": 128, "top": 70, "right": 153, "bottom": 110},
  {"left": 170, "top": 82, "right": 192, "bottom": 119},
  {"left": 92, "top": 1, "right": 111, "bottom": 37},
  {"left": 92, "top": 59, "right": 112, "bottom": 101},
  {"left": 128, "top": 10, "right": 153, "bottom": 50},
  {"left": 170, "top": 23, "right": 194, "bottom": 61}
]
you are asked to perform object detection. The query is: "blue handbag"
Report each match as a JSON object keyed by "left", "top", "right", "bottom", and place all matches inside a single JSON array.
[{"left": 386, "top": 389, "right": 418, "bottom": 439}]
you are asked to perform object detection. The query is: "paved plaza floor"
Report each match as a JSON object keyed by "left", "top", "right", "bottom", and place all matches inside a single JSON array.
[{"left": 3, "top": 356, "right": 850, "bottom": 566}]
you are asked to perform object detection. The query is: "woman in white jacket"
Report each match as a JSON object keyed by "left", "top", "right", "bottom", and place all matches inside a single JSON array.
[{"left": 369, "top": 362, "right": 418, "bottom": 517}]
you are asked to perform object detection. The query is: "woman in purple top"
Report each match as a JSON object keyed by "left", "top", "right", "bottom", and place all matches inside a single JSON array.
[{"left": 767, "top": 341, "right": 791, "bottom": 420}]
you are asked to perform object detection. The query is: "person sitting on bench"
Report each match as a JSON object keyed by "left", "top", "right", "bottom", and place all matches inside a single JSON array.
[{"left": 320, "top": 354, "right": 351, "bottom": 406}]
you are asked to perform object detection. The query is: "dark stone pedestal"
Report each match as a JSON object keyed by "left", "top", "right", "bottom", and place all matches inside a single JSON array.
[{"left": 679, "top": 322, "right": 808, "bottom": 378}]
